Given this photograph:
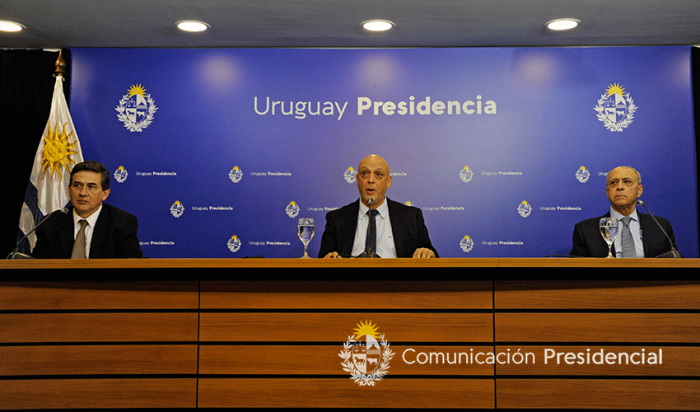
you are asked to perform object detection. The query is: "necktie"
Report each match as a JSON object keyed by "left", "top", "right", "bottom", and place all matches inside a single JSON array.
[
  {"left": 365, "top": 209, "right": 379, "bottom": 254},
  {"left": 620, "top": 216, "right": 636, "bottom": 258},
  {"left": 71, "top": 219, "right": 88, "bottom": 259}
]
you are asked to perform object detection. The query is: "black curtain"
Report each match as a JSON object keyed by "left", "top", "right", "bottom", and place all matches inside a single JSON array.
[
  {"left": 0, "top": 49, "right": 71, "bottom": 257},
  {"left": 693, "top": 47, "right": 700, "bottom": 258}
]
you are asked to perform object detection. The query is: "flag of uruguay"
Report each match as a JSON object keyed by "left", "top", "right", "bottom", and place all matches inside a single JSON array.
[{"left": 16, "top": 75, "right": 83, "bottom": 254}]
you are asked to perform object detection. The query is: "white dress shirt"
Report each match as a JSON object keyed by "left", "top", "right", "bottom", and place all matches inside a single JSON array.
[
  {"left": 72, "top": 205, "right": 103, "bottom": 259},
  {"left": 351, "top": 200, "right": 397, "bottom": 258},
  {"left": 609, "top": 208, "right": 644, "bottom": 258}
]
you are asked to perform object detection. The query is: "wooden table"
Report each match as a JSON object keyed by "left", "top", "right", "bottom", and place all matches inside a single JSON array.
[{"left": 1, "top": 259, "right": 698, "bottom": 409}]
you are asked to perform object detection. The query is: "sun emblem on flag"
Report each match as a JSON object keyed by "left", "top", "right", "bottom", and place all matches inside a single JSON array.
[
  {"left": 116, "top": 84, "right": 158, "bottom": 132},
  {"left": 41, "top": 122, "right": 79, "bottom": 182},
  {"left": 339, "top": 320, "right": 394, "bottom": 386},
  {"left": 594, "top": 83, "right": 637, "bottom": 132}
]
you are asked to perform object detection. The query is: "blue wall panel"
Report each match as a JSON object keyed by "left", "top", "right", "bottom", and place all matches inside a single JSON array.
[{"left": 70, "top": 47, "right": 698, "bottom": 258}]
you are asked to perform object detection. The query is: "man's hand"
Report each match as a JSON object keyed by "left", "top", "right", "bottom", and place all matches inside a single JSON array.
[
  {"left": 412, "top": 248, "right": 436, "bottom": 258},
  {"left": 324, "top": 251, "right": 343, "bottom": 259}
]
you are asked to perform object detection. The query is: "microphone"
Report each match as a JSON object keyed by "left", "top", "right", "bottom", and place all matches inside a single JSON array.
[
  {"left": 7, "top": 207, "right": 69, "bottom": 259},
  {"left": 636, "top": 200, "right": 682, "bottom": 258}
]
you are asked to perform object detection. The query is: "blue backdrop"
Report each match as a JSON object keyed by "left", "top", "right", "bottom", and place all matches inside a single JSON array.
[{"left": 69, "top": 46, "right": 698, "bottom": 258}]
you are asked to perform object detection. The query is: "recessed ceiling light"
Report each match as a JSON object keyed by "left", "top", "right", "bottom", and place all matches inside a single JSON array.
[
  {"left": 176, "top": 20, "right": 210, "bottom": 33},
  {"left": 362, "top": 20, "right": 394, "bottom": 32},
  {"left": 0, "top": 20, "right": 24, "bottom": 32},
  {"left": 546, "top": 18, "right": 580, "bottom": 31}
]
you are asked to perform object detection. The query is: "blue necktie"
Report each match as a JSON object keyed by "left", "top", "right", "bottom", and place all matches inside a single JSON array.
[{"left": 365, "top": 209, "right": 379, "bottom": 254}]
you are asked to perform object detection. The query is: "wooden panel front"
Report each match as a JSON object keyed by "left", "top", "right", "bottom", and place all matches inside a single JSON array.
[
  {"left": 200, "top": 345, "right": 495, "bottom": 376},
  {"left": 198, "top": 378, "right": 494, "bottom": 408},
  {"left": 0, "top": 345, "right": 197, "bottom": 376},
  {"left": 0, "top": 378, "right": 197, "bottom": 409},
  {"left": 497, "top": 379, "right": 700, "bottom": 410},
  {"left": 200, "top": 313, "right": 493, "bottom": 342},
  {"left": 494, "top": 281, "right": 700, "bottom": 309},
  {"left": 201, "top": 280, "right": 493, "bottom": 309},
  {"left": 1, "top": 276, "right": 698, "bottom": 409},
  {"left": 0, "top": 281, "right": 200, "bottom": 410},
  {"left": 0, "top": 281, "right": 199, "bottom": 310},
  {"left": 0, "top": 313, "right": 199, "bottom": 343},
  {"left": 495, "top": 313, "right": 700, "bottom": 343}
]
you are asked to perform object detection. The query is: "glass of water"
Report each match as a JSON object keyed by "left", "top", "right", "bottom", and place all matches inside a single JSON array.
[
  {"left": 599, "top": 217, "right": 619, "bottom": 258},
  {"left": 297, "top": 218, "right": 315, "bottom": 258}
]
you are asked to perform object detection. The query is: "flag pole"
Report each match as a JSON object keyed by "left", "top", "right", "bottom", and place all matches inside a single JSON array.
[
  {"left": 11, "top": 48, "right": 84, "bottom": 258},
  {"left": 55, "top": 49, "right": 66, "bottom": 78}
]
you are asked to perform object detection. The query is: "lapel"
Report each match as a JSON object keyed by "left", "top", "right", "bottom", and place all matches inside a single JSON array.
[
  {"left": 89, "top": 205, "right": 111, "bottom": 259},
  {"left": 58, "top": 211, "right": 75, "bottom": 257},
  {"left": 386, "top": 198, "right": 405, "bottom": 255},
  {"left": 340, "top": 201, "right": 360, "bottom": 256},
  {"left": 638, "top": 213, "right": 651, "bottom": 257}
]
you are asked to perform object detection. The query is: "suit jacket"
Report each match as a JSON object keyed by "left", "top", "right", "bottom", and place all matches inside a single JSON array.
[
  {"left": 33, "top": 204, "right": 143, "bottom": 259},
  {"left": 318, "top": 198, "right": 438, "bottom": 258},
  {"left": 569, "top": 211, "right": 678, "bottom": 258}
]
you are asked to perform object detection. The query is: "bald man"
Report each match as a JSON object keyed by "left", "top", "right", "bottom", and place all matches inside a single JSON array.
[
  {"left": 319, "top": 154, "right": 438, "bottom": 258},
  {"left": 570, "top": 166, "right": 679, "bottom": 258}
]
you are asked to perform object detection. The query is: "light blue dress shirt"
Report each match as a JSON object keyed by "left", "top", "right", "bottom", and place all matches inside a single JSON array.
[{"left": 609, "top": 208, "right": 644, "bottom": 258}]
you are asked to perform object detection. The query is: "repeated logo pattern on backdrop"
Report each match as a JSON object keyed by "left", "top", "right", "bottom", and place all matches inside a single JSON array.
[{"left": 69, "top": 46, "right": 698, "bottom": 258}]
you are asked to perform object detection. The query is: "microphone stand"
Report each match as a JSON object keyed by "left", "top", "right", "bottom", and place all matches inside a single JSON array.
[{"left": 636, "top": 200, "right": 682, "bottom": 258}]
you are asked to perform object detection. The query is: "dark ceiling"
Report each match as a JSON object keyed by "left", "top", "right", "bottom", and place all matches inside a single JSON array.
[{"left": 1, "top": 0, "right": 699, "bottom": 49}]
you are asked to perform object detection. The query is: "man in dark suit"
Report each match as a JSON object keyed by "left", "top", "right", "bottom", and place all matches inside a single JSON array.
[
  {"left": 33, "top": 161, "right": 143, "bottom": 259},
  {"left": 319, "top": 154, "right": 438, "bottom": 258},
  {"left": 570, "top": 166, "right": 679, "bottom": 258}
]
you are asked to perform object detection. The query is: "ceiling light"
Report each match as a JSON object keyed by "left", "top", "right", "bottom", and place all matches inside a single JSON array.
[
  {"left": 546, "top": 18, "right": 580, "bottom": 31},
  {"left": 0, "top": 20, "right": 24, "bottom": 32},
  {"left": 176, "top": 20, "right": 210, "bottom": 33},
  {"left": 362, "top": 20, "right": 394, "bottom": 32}
]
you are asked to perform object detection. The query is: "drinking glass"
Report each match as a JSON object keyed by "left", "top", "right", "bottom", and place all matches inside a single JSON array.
[
  {"left": 297, "top": 218, "right": 315, "bottom": 258},
  {"left": 599, "top": 217, "right": 619, "bottom": 258}
]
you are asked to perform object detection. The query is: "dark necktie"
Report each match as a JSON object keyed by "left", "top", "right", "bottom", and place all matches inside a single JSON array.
[
  {"left": 620, "top": 216, "right": 636, "bottom": 258},
  {"left": 71, "top": 219, "right": 88, "bottom": 259},
  {"left": 365, "top": 209, "right": 379, "bottom": 254}
]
